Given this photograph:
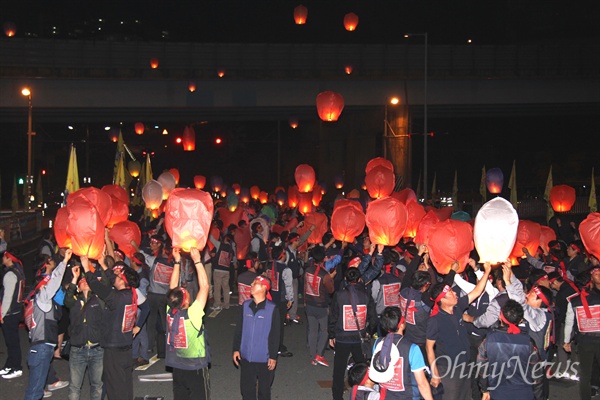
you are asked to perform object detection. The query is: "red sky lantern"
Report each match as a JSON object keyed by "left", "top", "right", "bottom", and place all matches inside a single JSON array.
[
  {"left": 344, "top": 12, "right": 359, "bottom": 31},
  {"left": 101, "top": 184, "right": 130, "bottom": 228},
  {"left": 289, "top": 117, "right": 299, "bottom": 129},
  {"left": 486, "top": 167, "right": 504, "bottom": 194},
  {"left": 188, "top": 81, "right": 196, "bottom": 92},
  {"left": 579, "top": 212, "right": 600, "bottom": 259},
  {"left": 344, "top": 65, "right": 353, "bottom": 75},
  {"left": 210, "top": 176, "right": 223, "bottom": 193},
  {"left": 157, "top": 171, "right": 177, "bottom": 200},
  {"left": 473, "top": 197, "right": 519, "bottom": 264},
  {"left": 164, "top": 188, "right": 214, "bottom": 252},
  {"left": 217, "top": 69, "right": 225, "bottom": 78},
  {"left": 334, "top": 174, "right": 344, "bottom": 189},
  {"left": 108, "top": 128, "right": 119, "bottom": 143},
  {"left": 294, "top": 5, "right": 308, "bottom": 24},
  {"left": 365, "top": 197, "right": 408, "bottom": 246},
  {"left": 250, "top": 185, "right": 261, "bottom": 200},
  {"left": 404, "top": 201, "right": 426, "bottom": 239},
  {"left": 414, "top": 210, "right": 440, "bottom": 246},
  {"left": 54, "top": 207, "right": 71, "bottom": 249},
  {"left": 365, "top": 165, "right": 395, "bottom": 199},
  {"left": 509, "top": 220, "right": 542, "bottom": 265},
  {"left": 150, "top": 58, "right": 159, "bottom": 69},
  {"left": 232, "top": 183, "right": 241, "bottom": 195},
  {"left": 539, "top": 225, "right": 557, "bottom": 254},
  {"left": 550, "top": 185, "right": 576, "bottom": 212},
  {"left": 3, "top": 22, "right": 16, "bottom": 37},
  {"left": 66, "top": 198, "right": 105, "bottom": 260},
  {"left": 312, "top": 184, "right": 323, "bottom": 206},
  {"left": 234, "top": 220, "right": 252, "bottom": 260},
  {"left": 297, "top": 191, "right": 314, "bottom": 214},
  {"left": 194, "top": 175, "right": 206, "bottom": 190},
  {"left": 182, "top": 125, "right": 196, "bottom": 151},
  {"left": 288, "top": 185, "right": 298, "bottom": 208},
  {"left": 67, "top": 187, "right": 113, "bottom": 227},
  {"left": 168, "top": 168, "right": 180, "bottom": 185},
  {"left": 427, "top": 220, "right": 474, "bottom": 274},
  {"left": 391, "top": 188, "right": 418, "bottom": 204},
  {"left": 218, "top": 207, "right": 243, "bottom": 232},
  {"left": 101, "top": 184, "right": 129, "bottom": 204},
  {"left": 142, "top": 179, "right": 164, "bottom": 210},
  {"left": 109, "top": 220, "right": 141, "bottom": 258},
  {"left": 316, "top": 91, "right": 345, "bottom": 122},
  {"left": 259, "top": 191, "right": 269, "bottom": 204},
  {"left": 331, "top": 199, "right": 366, "bottom": 242},
  {"left": 429, "top": 206, "right": 454, "bottom": 222},
  {"left": 295, "top": 164, "right": 316, "bottom": 193},
  {"left": 299, "top": 212, "right": 328, "bottom": 244},
  {"left": 134, "top": 122, "right": 145, "bottom": 135},
  {"left": 366, "top": 157, "right": 394, "bottom": 175}
]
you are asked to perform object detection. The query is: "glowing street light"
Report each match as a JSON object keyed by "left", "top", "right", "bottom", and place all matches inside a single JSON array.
[{"left": 22, "top": 87, "right": 35, "bottom": 209}]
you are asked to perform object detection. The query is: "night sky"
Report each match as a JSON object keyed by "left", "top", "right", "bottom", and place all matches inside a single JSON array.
[{"left": 1, "top": 1, "right": 599, "bottom": 207}]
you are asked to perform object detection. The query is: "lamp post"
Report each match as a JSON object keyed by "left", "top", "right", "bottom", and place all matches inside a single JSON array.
[
  {"left": 405, "top": 33, "right": 428, "bottom": 202},
  {"left": 22, "top": 88, "right": 34, "bottom": 210}
]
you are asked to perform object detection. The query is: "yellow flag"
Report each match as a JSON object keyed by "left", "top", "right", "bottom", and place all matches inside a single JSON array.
[
  {"left": 544, "top": 165, "right": 554, "bottom": 223},
  {"left": 112, "top": 130, "right": 124, "bottom": 184},
  {"left": 114, "top": 153, "right": 127, "bottom": 190},
  {"left": 452, "top": 170, "right": 458, "bottom": 209},
  {"left": 589, "top": 168, "right": 597, "bottom": 213},
  {"left": 144, "top": 153, "right": 153, "bottom": 185},
  {"left": 508, "top": 160, "right": 517, "bottom": 208},
  {"left": 65, "top": 144, "right": 80, "bottom": 195},
  {"left": 479, "top": 165, "right": 487, "bottom": 202}
]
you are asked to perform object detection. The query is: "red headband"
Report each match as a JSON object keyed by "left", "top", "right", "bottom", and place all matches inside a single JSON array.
[
  {"left": 535, "top": 274, "right": 549, "bottom": 285},
  {"left": 569, "top": 243, "right": 582, "bottom": 252},
  {"left": 4, "top": 251, "right": 21, "bottom": 264},
  {"left": 499, "top": 311, "right": 521, "bottom": 334},
  {"left": 532, "top": 286, "right": 551, "bottom": 309},
  {"left": 403, "top": 250, "right": 415, "bottom": 260},
  {"left": 255, "top": 276, "right": 272, "bottom": 301},
  {"left": 132, "top": 254, "right": 144, "bottom": 265},
  {"left": 430, "top": 285, "right": 451, "bottom": 316},
  {"left": 590, "top": 267, "right": 600, "bottom": 275},
  {"left": 245, "top": 259, "right": 253, "bottom": 269},
  {"left": 348, "top": 257, "right": 361, "bottom": 268},
  {"left": 77, "top": 277, "right": 88, "bottom": 288}
]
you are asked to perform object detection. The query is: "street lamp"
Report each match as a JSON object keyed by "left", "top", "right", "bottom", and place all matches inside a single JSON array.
[
  {"left": 404, "top": 33, "right": 428, "bottom": 202},
  {"left": 383, "top": 96, "right": 400, "bottom": 159},
  {"left": 22, "top": 87, "right": 34, "bottom": 210}
]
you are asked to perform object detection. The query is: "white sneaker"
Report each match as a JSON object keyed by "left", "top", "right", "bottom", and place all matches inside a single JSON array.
[
  {"left": 47, "top": 380, "right": 69, "bottom": 391},
  {"left": 1, "top": 369, "right": 23, "bottom": 379},
  {"left": 43, "top": 390, "right": 53, "bottom": 398},
  {"left": 0, "top": 367, "right": 11, "bottom": 376}
]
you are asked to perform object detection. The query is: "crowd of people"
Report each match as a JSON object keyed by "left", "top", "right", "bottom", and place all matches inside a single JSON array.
[{"left": 1, "top": 197, "right": 600, "bottom": 400}]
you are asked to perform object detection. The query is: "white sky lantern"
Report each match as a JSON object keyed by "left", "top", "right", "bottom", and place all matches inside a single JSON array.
[{"left": 474, "top": 197, "right": 519, "bottom": 264}]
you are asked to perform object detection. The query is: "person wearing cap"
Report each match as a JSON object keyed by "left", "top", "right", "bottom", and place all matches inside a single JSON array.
[
  {"left": 64, "top": 263, "right": 105, "bottom": 400},
  {"left": 563, "top": 266, "right": 600, "bottom": 400},
  {"left": 232, "top": 275, "right": 281, "bottom": 400},
  {"left": 237, "top": 252, "right": 259, "bottom": 305},
  {"left": 0, "top": 250, "right": 26, "bottom": 380},
  {"left": 328, "top": 267, "right": 379, "bottom": 400},
  {"left": 426, "top": 260, "right": 491, "bottom": 399},
  {"left": 502, "top": 262, "right": 554, "bottom": 400},
  {"left": 476, "top": 299, "right": 541, "bottom": 400},
  {"left": 304, "top": 245, "right": 336, "bottom": 367},
  {"left": 80, "top": 255, "right": 140, "bottom": 400},
  {"left": 369, "top": 306, "right": 433, "bottom": 400},
  {"left": 166, "top": 247, "right": 210, "bottom": 400}
]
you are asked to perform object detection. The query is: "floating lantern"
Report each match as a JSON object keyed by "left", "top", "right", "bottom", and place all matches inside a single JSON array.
[
  {"left": 217, "top": 69, "right": 225, "bottom": 78},
  {"left": 157, "top": 171, "right": 177, "bottom": 200},
  {"left": 295, "top": 164, "right": 316, "bottom": 193},
  {"left": 539, "top": 225, "right": 557, "bottom": 254},
  {"left": 580, "top": 212, "right": 600, "bottom": 259},
  {"left": 289, "top": 117, "right": 299, "bottom": 129},
  {"left": 391, "top": 188, "right": 417, "bottom": 204},
  {"left": 550, "top": 185, "right": 576, "bottom": 212},
  {"left": 66, "top": 198, "right": 105, "bottom": 260},
  {"left": 67, "top": 187, "right": 113, "bottom": 227},
  {"left": 366, "top": 157, "right": 394, "bottom": 175},
  {"left": 365, "top": 165, "right": 395, "bottom": 199},
  {"left": 210, "top": 176, "right": 223, "bottom": 193},
  {"left": 128, "top": 161, "right": 141, "bottom": 178},
  {"left": 343, "top": 12, "right": 359, "bottom": 31},
  {"left": 344, "top": 65, "right": 353, "bottom": 75},
  {"left": 288, "top": 186, "right": 298, "bottom": 208},
  {"left": 509, "top": 220, "right": 541, "bottom": 265},
  {"left": 101, "top": 184, "right": 129, "bottom": 228},
  {"left": 250, "top": 185, "right": 261, "bottom": 200},
  {"left": 164, "top": 188, "right": 214, "bottom": 252},
  {"left": 3, "top": 22, "right": 16, "bottom": 37},
  {"left": 427, "top": 220, "right": 474, "bottom": 274},
  {"left": 334, "top": 174, "right": 344, "bottom": 189},
  {"left": 53, "top": 207, "right": 71, "bottom": 249},
  {"left": 316, "top": 91, "right": 344, "bottom": 122},
  {"left": 188, "top": 81, "right": 196, "bottom": 92},
  {"left": 486, "top": 167, "right": 504, "bottom": 194},
  {"left": 414, "top": 210, "right": 440, "bottom": 246},
  {"left": 294, "top": 5, "right": 308, "bottom": 24},
  {"left": 142, "top": 180, "right": 164, "bottom": 210},
  {"left": 404, "top": 201, "right": 426, "bottom": 238},
  {"left": 150, "top": 58, "right": 159, "bottom": 69},
  {"left": 239, "top": 187, "right": 250, "bottom": 204},
  {"left": 312, "top": 185, "right": 323, "bottom": 207},
  {"left": 182, "top": 125, "right": 196, "bottom": 151},
  {"left": 134, "top": 122, "right": 145, "bottom": 135},
  {"left": 109, "top": 221, "right": 141, "bottom": 258},
  {"left": 168, "top": 168, "right": 180, "bottom": 185},
  {"left": 108, "top": 128, "right": 120, "bottom": 143},
  {"left": 194, "top": 175, "right": 206, "bottom": 190},
  {"left": 259, "top": 191, "right": 269, "bottom": 204},
  {"left": 473, "top": 197, "right": 519, "bottom": 264},
  {"left": 297, "top": 191, "right": 314, "bottom": 214},
  {"left": 331, "top": 200, "right": 366, "bottom": 242},
  {"left": 300, "top": 212, "right": 328, "bottom": 244},
  {"left": 365, "top": 197, "right": 407, "bottom": 246}
]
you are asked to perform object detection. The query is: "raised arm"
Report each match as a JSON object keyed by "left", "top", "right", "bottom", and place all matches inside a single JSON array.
[
  {"left": 170, "top": 248, "right": 182, "bottom": 290},
  {"left": 467, "top": 261, "right": 491, "bottom": 304},
  {"left": 190, "top": 248, "right": 209, "bottom": 311}
]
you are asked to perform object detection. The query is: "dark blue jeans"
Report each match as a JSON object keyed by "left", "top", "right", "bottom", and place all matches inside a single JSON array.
[
  {"left": 24, "top": 343, "right": 54, "bottom": 400},
  {"left": 69, "top": 345, "right": 104, "bottom": 400}
]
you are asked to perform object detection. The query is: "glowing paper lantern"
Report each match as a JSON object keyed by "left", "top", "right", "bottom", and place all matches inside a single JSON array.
[
  {"left": 240, "top": 187, "right": 250, "bottom": 203},
  {"left": 232, "top": 183, "right": 241, "bottom": 195},
  {"left": 473, "top": 197, "right": 519, "bottom": 264},
  {"left": 276, "top": 191, "right": 287, "bottom": 206},
  {"left": 128, "top": 160, "right": 141, "bottom": 178},
  {"left": 157, "top": 171, "right": 177, "bottom": 200},
  {"left": 218, "top": 207, "right": 243, "bottom": 230},
  {"left": 486, "top": 168, "right": 504, "bottom": 194},
  {"left": 366, "top": 157, "right": 394, "bottom": 175},
  {"left": 334, "top": 174, "right": 344, "bottom": 189},
  {"left": 550, "top": 185, "right": 576, "bottom": 212},
  {"left": 365, "top": 165, "right": 395, "bottom": 199},
  {"left": 404, "top": 201, "right": 426, "bottom": 239},
  {"left": 288, "top": 185, "right": 298, "bottom": 208},
  {"left": 294, "top": 5, "right": 308, "bottom": 24},
  {"left": 188, "top": 81, "right": 196, "bottom": 92},
  {"left": 3, "top": 22, "right": 16, "bottom": 37},
  {"left": 539, "top": 226, "right": 557, "bottom": 254},
  {"left": 53, "top": 207, "right": 71, "bottom": 248},
  {"left": 66, "top": 198, "right": 105, "bottom": 260},
  {"left": 108, "top": 128, "right": 119, "bottom": 143},
  {"left": 316, "top": 91, "right": 344, "bottom": 122},
  {"left": 344, "top": 65, "right": 353, "bottom": 75},
  {"left": 101, "top": 184, "right": 130, "bottom": 228},
  {"left": 182, "top": 125, "right": 196, "bottom": 151},
  {"left": 134, "top": 122, "right": 145, "bottom": 135},
  {"left": 250, "top": 185, "right": 261, "bottom": 200},
  {"left": 297, "top": 191, "right": 314, "bottom": 214},
  {"left": 391, "top": 188, "right": 417, "bottom": 204},
  {"left": 347, "top": 189, "right": 361, "bottom": 199},
  {"left": 150, "top": 58, "right": 159, "bottom": 69},
  {"left": 168, "top": 168, "right": 180, "bottom": 185},
  {"left": 331, "top": 200, "right": 366, "bottom": 242},
  {"left": 259, "top": 191, "right": 269, "bottom": 204},
  {"left": 67, "top": 187, "right": 113, "bottom": 227},
  {"left": 427, "top": 220, "right": 474, "bottom": 274},
  {"left": 580, "top": 212, "right": 600, "bottom": 259},
  {"left": 194, "top": 175, "right": 206, "bottom": 190},
  {"left": 312, "top": 185, "right": 323, "bottom": 207},
  {"left": 227, "top": 191, "right": 239, "bottom": 211},
  {"left": 108, "top": 221, "right": 141, "bottom": 258},
  {"left": 209, "top": 176, "right": 223, "bottom": 193},
  {"left": 234, "top": 220, "right": 252, "bottom": 259},
  {"left": 164, "top": 188, "right": 214, "bottom": 252},
  {"left": 425, "top": 206, "right": 454, "bottom": 222},
  {"left": 142, "top": 179, "right": 164, "bottom": 210},
  {"left": 295, "top": 164, "right": 316, "bottom": 193},
  {"left": 343, "top": 12, "right": 359, "bottom": 31},
  {"left": 365, "top": 197, "right": 408, "bottom": 246},
  {"left": 509, "top": 220, "right": 542, "bottom": 265},
  {"left": 299, "top": 212, "right": 328, "bottom": 244},
  {"left": 414, "top": 210, "right": 440, "bottom": 246},
  {"left": 289, "top": 118, "right": 299, "bottom": 129}
]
